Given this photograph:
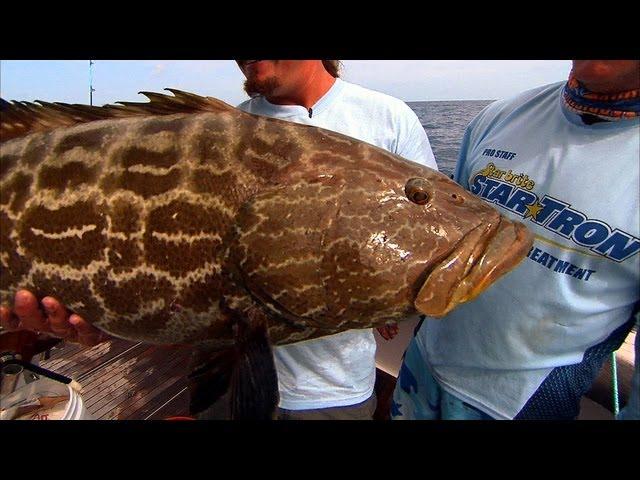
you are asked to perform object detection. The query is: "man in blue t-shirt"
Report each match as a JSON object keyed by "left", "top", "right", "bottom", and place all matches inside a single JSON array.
[{"left": 391, "top": 60, "right": 639, "bottom": 420}]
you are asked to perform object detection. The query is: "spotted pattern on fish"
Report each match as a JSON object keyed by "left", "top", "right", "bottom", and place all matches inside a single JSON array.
[{"left": 0, "top": 90, "right": 533, "bottom": 349}]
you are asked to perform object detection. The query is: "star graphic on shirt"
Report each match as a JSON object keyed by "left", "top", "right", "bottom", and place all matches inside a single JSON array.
[{"left": 524, "top": 201, "right": 543, "bottom": 221}]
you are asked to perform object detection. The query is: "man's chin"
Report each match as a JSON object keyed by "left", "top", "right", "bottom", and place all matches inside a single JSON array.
[{"left": 244, "top": 77, "right": 281, "bottom": 98}]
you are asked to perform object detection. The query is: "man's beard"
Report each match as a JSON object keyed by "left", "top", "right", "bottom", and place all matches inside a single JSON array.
[{"left": 243, "top": 76, "right": 281, "bottom": 98}]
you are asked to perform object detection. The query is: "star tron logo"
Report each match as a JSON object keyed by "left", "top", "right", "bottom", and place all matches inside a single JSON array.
[{"left": 471, "top": 163, "right": 640, "bottom": 263}]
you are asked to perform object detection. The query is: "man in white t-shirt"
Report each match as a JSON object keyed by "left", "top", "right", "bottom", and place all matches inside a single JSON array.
[
  {"left": 1, "top": 60, "right": 437, "bottom": 420},
  {"left": 233, "top": 60, "right": 437, "bottom": 419}
]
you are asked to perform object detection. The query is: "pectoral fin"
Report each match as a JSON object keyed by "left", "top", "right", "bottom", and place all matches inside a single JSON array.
[
  {"left": 230, "top": 322, "right": 279, "bottom": 419},
  {"left": 187, "top": 312, "right": 279, "bottom": 420}
]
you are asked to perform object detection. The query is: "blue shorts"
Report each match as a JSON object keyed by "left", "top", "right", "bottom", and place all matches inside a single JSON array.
[{"left": 390, "top": 337, "right": 493, "bottom": 420}]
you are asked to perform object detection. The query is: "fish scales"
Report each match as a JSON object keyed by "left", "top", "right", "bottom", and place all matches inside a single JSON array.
[{"left": 0, "top": 90, "right": 533, "bottom": 350}]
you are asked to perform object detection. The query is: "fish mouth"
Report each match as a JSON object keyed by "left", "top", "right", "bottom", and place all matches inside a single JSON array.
[{"left": 414, "top": 216, "right": 533, "bottom": 317}]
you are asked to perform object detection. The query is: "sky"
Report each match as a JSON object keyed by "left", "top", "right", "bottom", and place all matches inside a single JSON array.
[{"left": 0, "top": 60, "right": 572, "bottom": 106}]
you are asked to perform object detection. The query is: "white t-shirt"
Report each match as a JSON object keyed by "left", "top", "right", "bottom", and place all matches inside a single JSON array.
[
  {"left": 417, "top": 82, "right": 640, "bottom": 419},
  {"left": 238, "top": 78, "right": 437, "bottom": 409}
]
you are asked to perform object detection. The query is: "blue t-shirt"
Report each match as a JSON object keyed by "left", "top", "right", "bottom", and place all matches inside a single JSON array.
[
  {"left": 416, "top": 81, "right": 640, "bottom": 419},
  {"left": 238, "top": 78, "right": 437, "bottom": 410}
]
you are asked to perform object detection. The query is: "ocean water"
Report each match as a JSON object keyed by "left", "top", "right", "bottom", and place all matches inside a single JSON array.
[{"left": 408, "top": 100, "right": 494, "bottom": 177}]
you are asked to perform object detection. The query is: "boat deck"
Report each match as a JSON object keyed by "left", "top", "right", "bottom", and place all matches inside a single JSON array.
[{"left": 38, "top": 339, "right": 194, "bottom": 420}]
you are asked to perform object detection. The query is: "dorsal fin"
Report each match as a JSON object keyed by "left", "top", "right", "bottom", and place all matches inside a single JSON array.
[{"left": 0, "top": 89, "right": 236, "bottom": 143}]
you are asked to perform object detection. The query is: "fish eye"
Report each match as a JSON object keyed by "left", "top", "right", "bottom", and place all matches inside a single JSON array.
[
  {"left": 412, "top": 192, "right": 428, "bottom": 203},
  {"left": 405, "top": 178, "right": 431, "bottom": 205}
]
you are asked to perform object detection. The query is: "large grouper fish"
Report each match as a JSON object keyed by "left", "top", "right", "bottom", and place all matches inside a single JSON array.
[{"left": 0, "top": 90, "right": 533, "bottom": 418}]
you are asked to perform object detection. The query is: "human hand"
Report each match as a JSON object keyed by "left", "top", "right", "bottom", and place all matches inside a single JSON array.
[
  {"left": 377, "top": 322, "right": 399, "bottom": 341},
  {"left": 0, "top": 290, "right": 110, "bottom": 347}
]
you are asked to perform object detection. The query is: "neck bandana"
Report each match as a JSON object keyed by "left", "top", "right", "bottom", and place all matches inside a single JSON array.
[{"left": 563, "top": 71, "right": 640, "bottom": 122}]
